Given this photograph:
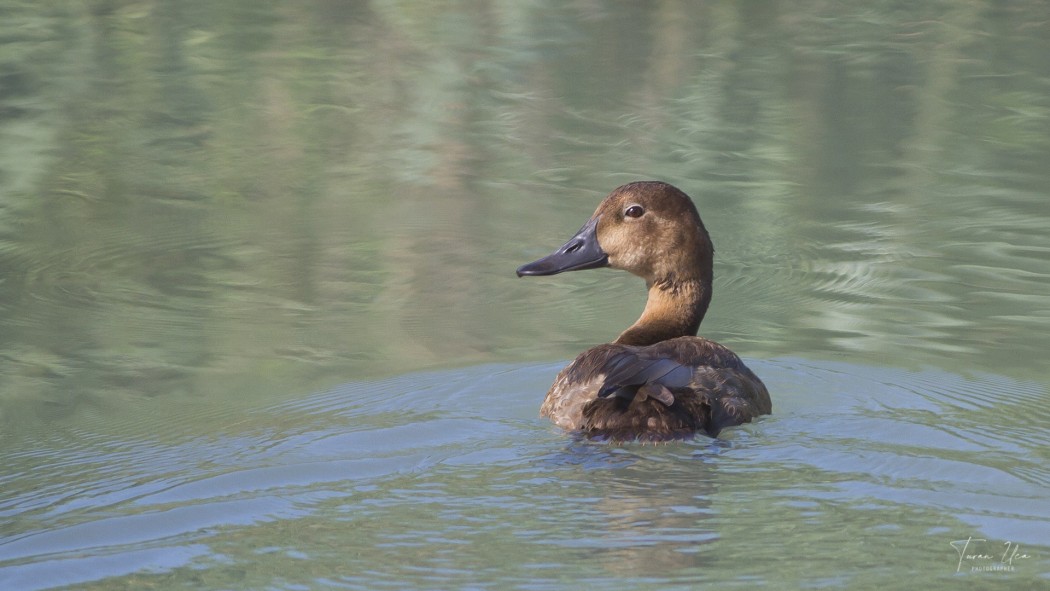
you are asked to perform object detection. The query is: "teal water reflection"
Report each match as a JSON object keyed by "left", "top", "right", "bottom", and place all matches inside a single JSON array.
[{"left": 1, "top": 1, "right": 1049, "bottom": 589}]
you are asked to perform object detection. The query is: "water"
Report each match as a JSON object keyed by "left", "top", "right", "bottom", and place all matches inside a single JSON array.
[{"left": 2, "top": 2, "right": 1049, "bottom": 589}]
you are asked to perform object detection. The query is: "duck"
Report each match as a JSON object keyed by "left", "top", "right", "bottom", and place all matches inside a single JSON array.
[{"left": 516, "top": 181, "right": 770, "bottom": 441}]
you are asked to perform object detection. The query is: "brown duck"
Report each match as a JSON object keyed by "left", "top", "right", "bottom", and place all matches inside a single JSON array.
[{"left": 517, "top": 181, "right": 770, "bottom": 441}]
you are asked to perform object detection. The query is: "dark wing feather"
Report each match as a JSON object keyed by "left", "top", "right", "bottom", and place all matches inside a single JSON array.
[{"left": 597, "top": 352, "right": 692, "bottom": 403}]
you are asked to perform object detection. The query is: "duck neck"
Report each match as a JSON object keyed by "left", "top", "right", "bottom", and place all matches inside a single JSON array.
[{"left": 614, "top": 276, "right": 711, "bottom": 347}]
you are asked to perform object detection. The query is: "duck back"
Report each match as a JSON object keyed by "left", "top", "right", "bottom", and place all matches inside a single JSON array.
[{"left": 541, "top": 337, "right": 770, "bottom": 440}]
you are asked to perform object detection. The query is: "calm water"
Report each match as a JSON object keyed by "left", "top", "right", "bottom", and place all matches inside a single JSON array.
[{"left": 2, "top": 2, "right": 1049, "bottom": 589}]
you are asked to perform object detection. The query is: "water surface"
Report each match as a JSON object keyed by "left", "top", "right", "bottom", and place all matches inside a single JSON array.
[{"left": 1, "top": 2, "right": 1049, "bottom": 589}]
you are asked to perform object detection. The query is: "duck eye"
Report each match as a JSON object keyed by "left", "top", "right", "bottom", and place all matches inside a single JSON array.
[{"left": 624, "top": 205, "right": 645, "bottom": 219}]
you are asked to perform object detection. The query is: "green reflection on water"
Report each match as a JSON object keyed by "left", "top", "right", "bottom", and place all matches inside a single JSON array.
[
  {"left": 1, "top": 1, "right": 1049, "bottom": 588},
  {"left": 2, "top": 1, "right": 1048, "bottom": 430}
]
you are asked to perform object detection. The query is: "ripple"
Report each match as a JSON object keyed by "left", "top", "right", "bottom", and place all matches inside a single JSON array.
[
  {"left": 755, "top": 357, "right": 1050, "bottom": 496},
  {"left": 2, "top": 359, "right": 1049, "bottom": 589},
  {"left": 1, "top": 224, "right": 248, "bottom": 340}
]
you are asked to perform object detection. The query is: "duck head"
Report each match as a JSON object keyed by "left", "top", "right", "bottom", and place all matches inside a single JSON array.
[
  {"left": 516, "top": 181, "right": 712, "bottom": 287},
  {"left": 517, "top": 181, "right": 714, "bottom": 345}
]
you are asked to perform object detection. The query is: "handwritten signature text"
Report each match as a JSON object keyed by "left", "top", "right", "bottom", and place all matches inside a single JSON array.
[{"left": 950, "top": 536, "right": 1031, "bottom": 573}]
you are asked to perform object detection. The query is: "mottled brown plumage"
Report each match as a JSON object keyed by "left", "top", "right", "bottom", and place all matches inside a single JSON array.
[{"left": 517, "top": 181, "right": 771, "bottom": 441}]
